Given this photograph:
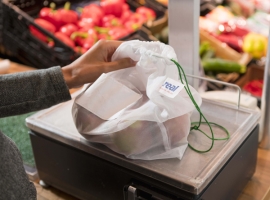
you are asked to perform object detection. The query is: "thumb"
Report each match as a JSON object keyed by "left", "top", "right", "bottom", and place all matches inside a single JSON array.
[{"left": 106, "top": 58, "right": 136, "bottom": 71}]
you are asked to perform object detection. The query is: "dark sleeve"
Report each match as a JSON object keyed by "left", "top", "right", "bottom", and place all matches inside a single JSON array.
[{"left": 0, "top": 66, "right": 71, "bottom": 118}]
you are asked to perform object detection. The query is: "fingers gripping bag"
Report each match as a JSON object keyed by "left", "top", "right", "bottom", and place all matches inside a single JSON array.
[{"left": 72, "top": 40, "right": 202, "bottom": 160}]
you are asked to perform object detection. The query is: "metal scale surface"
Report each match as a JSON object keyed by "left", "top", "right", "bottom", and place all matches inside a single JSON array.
[{"left": 26, "top": 94, "right": 260, "bottom": 200}]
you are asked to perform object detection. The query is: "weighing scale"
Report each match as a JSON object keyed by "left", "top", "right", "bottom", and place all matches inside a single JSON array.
[
  {"left": 25, "top": 1, "right": 263, "bottom": 198},
  {"left": 26, "top": 95, "right": 260, "bottom": 200}
]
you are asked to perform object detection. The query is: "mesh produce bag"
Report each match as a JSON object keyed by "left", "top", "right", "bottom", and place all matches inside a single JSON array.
[{"left": 72, "top": 40, "right": 202, "bottom": 160}]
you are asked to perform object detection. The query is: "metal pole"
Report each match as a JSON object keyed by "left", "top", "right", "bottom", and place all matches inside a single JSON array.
[
  {"left": 259, "top": 29, "right": 270, "bottom": 148},
  {"left": 168, "top": 0, "right": 200, "bottom": 90}
]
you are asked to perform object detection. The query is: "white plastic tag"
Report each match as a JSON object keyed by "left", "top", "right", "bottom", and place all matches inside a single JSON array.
[{"left": 159, "top": 77, "right": 184, "bottom": 98}]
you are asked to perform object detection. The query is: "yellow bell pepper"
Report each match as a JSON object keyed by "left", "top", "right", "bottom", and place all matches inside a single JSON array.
[{"left": 243, "top": 33, "right": 268, "bottom": 59}]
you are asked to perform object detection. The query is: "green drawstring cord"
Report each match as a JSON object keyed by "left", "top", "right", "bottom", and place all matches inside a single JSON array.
[{"left": 170, "top": 59, "right": 230, "bottom": 153}]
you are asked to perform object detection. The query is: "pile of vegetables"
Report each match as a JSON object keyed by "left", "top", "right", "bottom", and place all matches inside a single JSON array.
[
  {"left": 29, "top": 0, "right": 156, "bottom": 54},
  {"left": 200, "top": 41, "right": 246, "bottom": 74},
  {"left": 200, "top": 5, "right": 268, "bottom": 60}
]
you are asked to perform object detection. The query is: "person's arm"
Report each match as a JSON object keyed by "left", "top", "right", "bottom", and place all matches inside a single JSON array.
[
  {"left": 0, "top": 66, "right": 71, "bottom": 118},
  {"left": 0, "top": 40, "right": 134, "bottom": 118}
]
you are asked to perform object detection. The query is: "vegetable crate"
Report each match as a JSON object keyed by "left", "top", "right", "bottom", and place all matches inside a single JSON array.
[
  {"left": 0, "top": 0, "right": 78, "bottom": 69},
  {"left": 0, "top": 0, "right": 160, "bottom": 69},
  {"left": 235, "top": 64, "right": 264, "bottom": 88}
]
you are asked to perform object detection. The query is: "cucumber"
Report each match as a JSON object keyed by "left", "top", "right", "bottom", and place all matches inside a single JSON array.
[{"left": 202, "top": 58, "right": 246, "bottom": 74}]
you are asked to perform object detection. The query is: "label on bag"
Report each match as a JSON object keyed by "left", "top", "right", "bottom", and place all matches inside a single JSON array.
[
  {"left": 159, "top": 78, "right": 184, "bottom": 98},
  {"left": 76, "top": 74, "right": 142, "bottom": 120}
]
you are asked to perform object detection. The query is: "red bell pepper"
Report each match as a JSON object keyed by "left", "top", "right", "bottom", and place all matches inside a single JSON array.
[
  {"left": 124, "top": 19, "right": 142, "bottom": 33},
  {"left": 122, "top": 3, "right": 129, "bottom": 11},
  {"left": 71, "top": 31, "right": 95, "bottom": 50},
  {"left": 59, "top": 24, "right": 78, "bottom": 37},
  {"left": 74, "top": 46, "right": 87, "bottom": 55},
  {"left": 98, "top": 33, "right": 111, "bottom": 40},
  {"left": 136, "top": 6, "right": 156, "bottom": 21},
  {"left": 78, "top": 27, "right": 98, "bottom": 41},
  {"left": 243, "top": 80, "right": 263, "bottom": 97},
  {"left": 58, "top": 2, "right": 78, "bottom": 25},
  {"left": 47, "top": 39, "right": 55, "bottom": 48},
  {"left": 55, "top": 32, "right": 75, "bottom": 48},
  {"left": 121, "top": 9, "right": 133, "bottom": 24},
  {"left": 128, "top": 13, "right": 147, "bottom": 25},
  {"left": 59, "top": 23, "right": 78, "bottom": 37},
  {"left": 39, "top": 3, "right": 62, "bottom": 30},
  {"left": 100, "top": 0, "right": 125, "bottom": 18},
  {"left": 212, "top": 33, "right": 243, "bottom": 53},
  {"left": 218, "top": 22, "right": 249, "bottom": 37},
  {"left": 102, "top": 14, "right": 122, "bottom": 27},
  {"left": 80, "top": 4, "right": 104, "bottom": 26},
  {"left": 29, "top": 18, "right": 56, "bottom": 42},
  {"left": 77, "top": 18, "right": 96, "bottom": 30},
  {"left": 108, "top": 27, "right": 129, "bottom": 40}
]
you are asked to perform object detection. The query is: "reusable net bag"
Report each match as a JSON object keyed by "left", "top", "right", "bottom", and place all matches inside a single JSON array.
[{"left": 72, "top": 40, "right": 202, "bottom": 160}]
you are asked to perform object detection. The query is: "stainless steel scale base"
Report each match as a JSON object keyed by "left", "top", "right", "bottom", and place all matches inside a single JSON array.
[{"left": 26, "top": 97, "right": 260, "bottom": 200}]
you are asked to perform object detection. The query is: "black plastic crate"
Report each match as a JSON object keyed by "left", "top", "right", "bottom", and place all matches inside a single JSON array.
[
  {"left": 134, "top": 0, "right": 223, "bottom": 16},
  {"left": 122, "top": 27, "right": 158, "bottom": 41},
  {"left": 129, "top": 0, "right": 167, "bottom": 10},
  {"left": 126, "top": 0, "right": 167, "bottom": 35}
]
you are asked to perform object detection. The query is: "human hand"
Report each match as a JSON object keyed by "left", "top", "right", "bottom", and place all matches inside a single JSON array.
[{"left": 62, "top": 40, "right": 135, "bottom": 88}]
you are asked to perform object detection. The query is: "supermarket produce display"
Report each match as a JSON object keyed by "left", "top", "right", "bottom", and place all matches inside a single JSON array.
[
  {"left": 1, "top": 0, "right": 269, "bottom": 94},
  {"left": 30, "top": 1, "right": 157, "bottom": 50},
  {"left": 0, "top": 0, "right": 166, "bottom": 69},
  {"left": 195, "top": 1, "right": 268, "bottom": 102}
]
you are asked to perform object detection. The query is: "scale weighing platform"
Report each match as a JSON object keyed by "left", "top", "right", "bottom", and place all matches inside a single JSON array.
[{"left": 26, "top": 96, "right": 260, "bottom": 200}]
